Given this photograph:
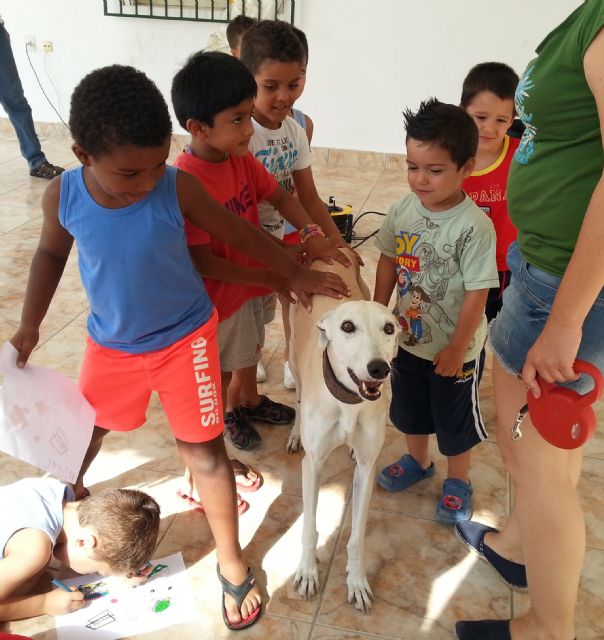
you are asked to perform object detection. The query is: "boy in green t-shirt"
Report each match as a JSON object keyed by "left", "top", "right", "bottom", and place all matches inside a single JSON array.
[{"left": 373, "top": 99, "right": 498, "bottom": 524}]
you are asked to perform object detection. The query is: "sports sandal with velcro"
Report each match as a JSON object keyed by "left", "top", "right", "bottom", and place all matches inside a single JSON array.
[
  {"left": 243, "top": 395, "right": 295, "bottom": 424},
  {"left": 225, "top": 408, "right": 261, "bottom": 451}
]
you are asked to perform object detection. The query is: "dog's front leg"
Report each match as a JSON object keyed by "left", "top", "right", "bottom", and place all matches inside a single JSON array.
[
  {"left": 346, "top": 458, "right": 375, "bottom": 611},
  {"left": 286, "top": 399, "right": 301, "bottom": 453},
  {"left": 286, "top": 334, "right": 302, "bottom": 453},
  {"left": 294, "top": 452, "right": 322, "bottom": 598}
]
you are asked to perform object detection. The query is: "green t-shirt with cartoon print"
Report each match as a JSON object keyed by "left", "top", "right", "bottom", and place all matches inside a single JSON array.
[{"left": 375, "top": 193, "right": 499, "bottom": 363}]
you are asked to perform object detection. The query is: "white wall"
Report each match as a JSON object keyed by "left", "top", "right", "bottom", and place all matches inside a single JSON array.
[{"left": 1, "top": 0, "right": 580, "bottom": 154}]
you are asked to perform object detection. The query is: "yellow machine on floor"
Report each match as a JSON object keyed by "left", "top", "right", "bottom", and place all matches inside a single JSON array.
[{"left": 328, "top": 195, "right": 353, "bottom": 243}]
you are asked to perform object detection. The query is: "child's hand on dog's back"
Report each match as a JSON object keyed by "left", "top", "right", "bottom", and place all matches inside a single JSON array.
[
  {"left": 327, "top": 234, "right": 364, "bottom": 266},
  {"left": 304, "top": 236, "right": 352, "bottom": 267},
  {"left": 10, "top": 325, "right": 40, "bottom": 368},
  {"left": 288, "top": 267, "right": 350, "bottom": 311},
  {"left": 44, "top": 586, "right": 85, "bottom": 615}
]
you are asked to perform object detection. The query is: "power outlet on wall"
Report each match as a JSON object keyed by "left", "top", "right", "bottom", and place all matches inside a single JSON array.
[
  {"left": 42, "top": 41, "right": 54, "bottom": 53},
  {"left": 24, "top": 34, "right": 36, "bottom": 49}
]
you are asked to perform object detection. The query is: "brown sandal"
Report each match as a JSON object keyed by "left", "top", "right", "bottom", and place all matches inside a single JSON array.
[{"left": 30, "top": 161, "right": 64, "bottom": 179}]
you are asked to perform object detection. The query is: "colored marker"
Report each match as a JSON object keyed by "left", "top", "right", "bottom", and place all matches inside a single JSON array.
[
  {"left": 51, "top": 578, "right": 73, "bottom": 592},
  {"left": 148, "top": 563, "right": 168, "bottom": 578}
]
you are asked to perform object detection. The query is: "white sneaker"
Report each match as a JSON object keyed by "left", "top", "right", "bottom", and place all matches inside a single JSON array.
[
  {"left": 283, "top": 361, "right": 296, "bottom": 390},
  {"left": 256, "top": 361, "right": 267, "bottom": 383}
]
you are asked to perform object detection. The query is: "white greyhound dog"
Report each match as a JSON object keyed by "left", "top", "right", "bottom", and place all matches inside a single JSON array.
[{"left": 286, "top": 249, "right": 399, "bottom": 611}]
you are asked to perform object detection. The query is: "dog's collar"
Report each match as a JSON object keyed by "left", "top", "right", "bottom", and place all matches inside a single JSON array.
[{"left": 322, "top": 349, "right": 363, "bottom": 405}]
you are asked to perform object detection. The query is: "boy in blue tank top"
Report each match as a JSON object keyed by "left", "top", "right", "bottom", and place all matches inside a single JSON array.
[{"left": 9, "top": 65, "right": 348, "bottom": 631}]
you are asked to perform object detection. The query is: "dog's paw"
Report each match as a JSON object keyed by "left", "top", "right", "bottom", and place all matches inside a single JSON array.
[
  {"left": 286, "top": 426, "right": 302, "bottom": 453},
  {"left": 346, "top": 573, "right": 373, "bottom": 612},
  {"left": 294, "top": 563, "right": 319, "bottom": 599}
]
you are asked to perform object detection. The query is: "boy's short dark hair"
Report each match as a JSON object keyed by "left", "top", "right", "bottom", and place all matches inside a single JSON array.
[
  {"left": 404, "top": 98, "right": 478, "bottom": 168},
  {"left": 460, "top": 62, "right": 519, "bottom": 109},
  {"left": 69, "top": 65, "right": 172, "bottom": 157},
  {"left": 77, "top": 488, "right": 160, "bottom": 574},
  {"left": 240, "top": 20, "right": 305, "bottom": 75},
  {"left": 171, "top": 51, "right": 257, "bottom": 129},
  {"left": 291, "top": 25, "right": 309, "bottom": 64},
  {"left": 226, "top": 14, "right": 257, "bottom": 49}
]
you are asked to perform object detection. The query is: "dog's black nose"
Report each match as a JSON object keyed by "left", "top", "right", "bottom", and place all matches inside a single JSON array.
[{"left": 367, "top": 359, "right": 391, "bottom": 379}]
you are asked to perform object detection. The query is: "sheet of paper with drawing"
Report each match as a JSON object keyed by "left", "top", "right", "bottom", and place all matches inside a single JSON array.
[
  {"left": 0, "top": 341, "right": 95, "bottom": 483},
  {"left": 55, "top": 552, "right": 198, "bottom": 640}
]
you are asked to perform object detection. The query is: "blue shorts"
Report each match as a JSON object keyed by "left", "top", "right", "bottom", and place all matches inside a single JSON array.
[
  {"left": 489, "top": 242, "right": 604, "bottom": 394},
  {"left": 389, "top": 347, "right": 487, "bottom": 456}
]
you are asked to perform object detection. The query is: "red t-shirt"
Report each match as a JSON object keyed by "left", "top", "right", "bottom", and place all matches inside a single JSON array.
[
  {"left": 463, "top": 136, "right": 519, "bottom": 271},
  {"left": 174, "top": 150, "right": 278, "bottom": 321}
]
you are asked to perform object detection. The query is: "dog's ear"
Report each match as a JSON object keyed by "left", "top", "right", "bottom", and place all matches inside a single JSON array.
[{"left": 316, "top": 310, "right": 334, "bottom": 350}]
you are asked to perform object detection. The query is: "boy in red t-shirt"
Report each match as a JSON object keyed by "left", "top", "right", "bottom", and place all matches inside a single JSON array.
[
  {"left": 460, "top": 62, "right": 520, "bottom": 320},
  {"left": 170, "top": 51, "right": 349, "bottom": 497}
]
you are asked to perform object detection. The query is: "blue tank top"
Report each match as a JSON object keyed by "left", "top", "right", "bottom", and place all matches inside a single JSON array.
[
  {"left": 59, "top": 165, "right": 213, "bottom": 353},
  {"left": 291, "top": 108, "right": 306, "bottom": 130}
]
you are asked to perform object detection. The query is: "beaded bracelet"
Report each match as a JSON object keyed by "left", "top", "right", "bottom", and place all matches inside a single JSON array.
[{"left": 299, "top": 223, "right": 326, "bottom": 243}]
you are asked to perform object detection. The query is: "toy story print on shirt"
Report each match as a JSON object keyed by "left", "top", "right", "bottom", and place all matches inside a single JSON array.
[
  {"left": 393, "top": 218, "right": 475, "bottom": 352},
  {"left": 375, "top": 194, "right": 498, "bottom": 363}
]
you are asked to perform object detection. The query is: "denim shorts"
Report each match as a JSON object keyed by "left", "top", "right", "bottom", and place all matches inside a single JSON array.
[{"left": 489, "top": 242, "right": 604, "bottom": 394}]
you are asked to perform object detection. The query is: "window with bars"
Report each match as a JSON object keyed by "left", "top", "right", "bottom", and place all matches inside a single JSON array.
[{"left": 102, "top": 0, "right": 295, "bottom": 24}]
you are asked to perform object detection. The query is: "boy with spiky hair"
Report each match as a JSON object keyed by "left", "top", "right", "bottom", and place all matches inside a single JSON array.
[{"left": 374, "top": 99, "right": 498, "bottom": 525}]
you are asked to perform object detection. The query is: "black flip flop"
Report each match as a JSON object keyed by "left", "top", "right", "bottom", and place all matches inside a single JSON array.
[{"left": 216, "top": 565, "right": 261, "bottom": 631}]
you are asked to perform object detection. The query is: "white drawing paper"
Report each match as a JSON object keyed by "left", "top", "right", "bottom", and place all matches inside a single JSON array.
[
  {"left": 0, "top": 341, "right": 95, "bottom": 483},
  {"left": 55, "top": 552, "right": 198, "bottom": 640}
]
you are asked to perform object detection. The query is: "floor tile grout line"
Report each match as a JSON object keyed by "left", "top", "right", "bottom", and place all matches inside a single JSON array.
[
  {"left": 355, "top": 166, "right": 386, "bottom": 215},
  {"left": 308, "top": 484, "right": 353, "bottom": 633},
  {"left": 310, "top": 620, "right": 401, "bottom": 640},
  {"left": 32, "top": 307, "right": 89, "bottom": 354},
  {"left": 506, "top": 469, "right": 515, "bottom": 618}
]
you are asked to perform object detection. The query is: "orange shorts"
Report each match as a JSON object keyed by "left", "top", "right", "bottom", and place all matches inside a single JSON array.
[{"left": 79, "top": 310, "right": 223, "bottom": 443}]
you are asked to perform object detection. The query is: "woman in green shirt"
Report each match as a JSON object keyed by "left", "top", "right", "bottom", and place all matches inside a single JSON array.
[{"left": 455, "top": 3, "right": 604, "bottom": 639}]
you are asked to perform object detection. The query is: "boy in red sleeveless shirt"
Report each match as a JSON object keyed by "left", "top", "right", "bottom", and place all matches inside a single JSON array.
[{"left": 461, "top": 62, "right": 520, "bottom": 321}]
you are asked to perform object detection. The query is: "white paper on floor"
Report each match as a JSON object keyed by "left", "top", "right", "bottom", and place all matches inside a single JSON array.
[
  {"left": 55, "top": 552, "right": 198, "bottom": 639},
  {"left": 0, "top": 341, "right": 95, "bottom": 483}
]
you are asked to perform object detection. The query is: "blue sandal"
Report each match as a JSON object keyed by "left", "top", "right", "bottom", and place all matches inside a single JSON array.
[
  {"left": 436, "top": 478, "right": 472, "bottom": 524},
  {"left": 377, "top": 454, "right": 435, "bottom": 492}
]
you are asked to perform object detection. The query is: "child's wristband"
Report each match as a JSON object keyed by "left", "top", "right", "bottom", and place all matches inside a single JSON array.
[{"left": 299, "top": 223, "right": 326, "bottom": 243}]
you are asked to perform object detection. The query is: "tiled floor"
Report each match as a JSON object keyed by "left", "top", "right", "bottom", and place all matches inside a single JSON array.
[{"left": 1, "top": 130, "right": 603, "bottom": 639}]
